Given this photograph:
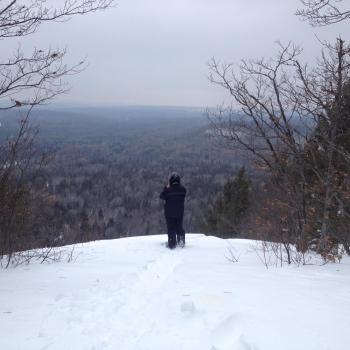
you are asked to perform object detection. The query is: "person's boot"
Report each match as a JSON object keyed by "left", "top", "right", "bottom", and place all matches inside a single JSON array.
[
  {"left": 177, "top": 235, "right": 185, "bottom": 248},
  {"left": 168, "top": 234, "right": 176, "bottom": 249}
]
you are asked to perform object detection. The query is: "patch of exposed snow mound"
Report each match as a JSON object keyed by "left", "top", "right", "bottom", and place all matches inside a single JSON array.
[
  {"left": 0, "top": 234, "right": 350, "bottom": 350},
  {"left": 180, "top": 300, "right": 196, "bottom": 313}
]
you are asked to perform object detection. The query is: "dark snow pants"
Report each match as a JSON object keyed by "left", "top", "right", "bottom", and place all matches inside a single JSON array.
[{"left": 166, "top": 216, "right": 185, "bottom": 249}]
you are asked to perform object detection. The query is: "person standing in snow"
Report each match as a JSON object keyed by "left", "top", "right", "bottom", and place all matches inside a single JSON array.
[{"left": 160, "top": 172, "right": 186, "bottom": 249}]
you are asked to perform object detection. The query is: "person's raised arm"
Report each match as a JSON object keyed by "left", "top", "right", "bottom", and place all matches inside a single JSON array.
[{"left": 160, "top": 185, "right": 168, "bottom": 200}]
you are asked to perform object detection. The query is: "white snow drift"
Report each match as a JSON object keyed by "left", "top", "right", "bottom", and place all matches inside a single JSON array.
[{"left": 1, "top": 234, "right": 350, "bottom": 350}]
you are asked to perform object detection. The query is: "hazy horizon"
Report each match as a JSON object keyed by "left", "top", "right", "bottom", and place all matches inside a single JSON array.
[{"left": 2, "top": 0, "right": 349, "bottom": 108}]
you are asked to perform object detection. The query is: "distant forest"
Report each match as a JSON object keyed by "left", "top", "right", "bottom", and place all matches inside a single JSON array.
[{"left": 0, "top": 106, "right": 243, "bottom": 246}]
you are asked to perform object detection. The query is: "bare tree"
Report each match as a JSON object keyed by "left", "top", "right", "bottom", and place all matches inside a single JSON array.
[
  {"left": 0, "top": 107, "right": 49, "bottom": 266},
  {"left": 0, "top": 0, "right": 114, "bottom": 265},
  {"left": 208, "top": 38, "right": 350, "bottom": 257},
  {"left": 296, "top": 0, "right": 350, "bottom": 26},
  {"left": 0, "top": 0, "right": 114, "bottom": 109}
]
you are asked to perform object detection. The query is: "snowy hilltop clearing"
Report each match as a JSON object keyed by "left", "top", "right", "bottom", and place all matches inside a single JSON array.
[{"left": 1, "top": 234, "right": 349, "bottom": 350}]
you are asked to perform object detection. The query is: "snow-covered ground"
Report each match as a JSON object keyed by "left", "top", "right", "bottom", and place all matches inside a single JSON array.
[{"left": 1, "top": 234, "right": 350, "bottom": 350}]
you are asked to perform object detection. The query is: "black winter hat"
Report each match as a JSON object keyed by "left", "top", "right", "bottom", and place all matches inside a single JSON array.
[{"left": 169, "top": 172, "right": 181, "bottom": 185}]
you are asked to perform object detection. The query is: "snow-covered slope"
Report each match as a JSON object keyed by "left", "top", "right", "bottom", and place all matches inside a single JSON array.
[{"left": 1, "top": 234, "right": 349, "bottom": 350}]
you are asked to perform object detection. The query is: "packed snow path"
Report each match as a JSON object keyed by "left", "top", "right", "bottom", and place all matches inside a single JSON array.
[{"left": 1, "top": 234, "right": 350, "bottom": 350}]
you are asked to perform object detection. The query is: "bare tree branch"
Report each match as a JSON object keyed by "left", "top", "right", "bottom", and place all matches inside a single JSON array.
[
  {"left": 296, "top": 0, "right": 350, "bottom": 26},
  {"left": 0, "top": 0, "right": 114, "bottom": 38}
]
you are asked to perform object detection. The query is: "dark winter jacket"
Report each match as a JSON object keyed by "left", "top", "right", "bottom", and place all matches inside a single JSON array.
[{"left": 160, "top": 183, "right": 186, "bottom": 218}]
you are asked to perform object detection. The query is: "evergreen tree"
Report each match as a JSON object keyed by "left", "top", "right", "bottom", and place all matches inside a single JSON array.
[{"left": 202, "top": 167, "right": 251, "bottom": 238}]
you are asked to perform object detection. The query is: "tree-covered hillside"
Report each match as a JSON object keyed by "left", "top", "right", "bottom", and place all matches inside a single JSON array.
[{"left": 0, "top": 106, "right": 243, "bottom": 247}]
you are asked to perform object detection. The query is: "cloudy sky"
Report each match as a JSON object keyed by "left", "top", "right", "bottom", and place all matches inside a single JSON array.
[{"left": 4, "top": 0, "right": 349, "bottom": 107}]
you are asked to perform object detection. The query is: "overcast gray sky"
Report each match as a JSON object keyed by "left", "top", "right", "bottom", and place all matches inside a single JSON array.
[{"left": 4, "top": 0, "right": 349, "bottom": 107}]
